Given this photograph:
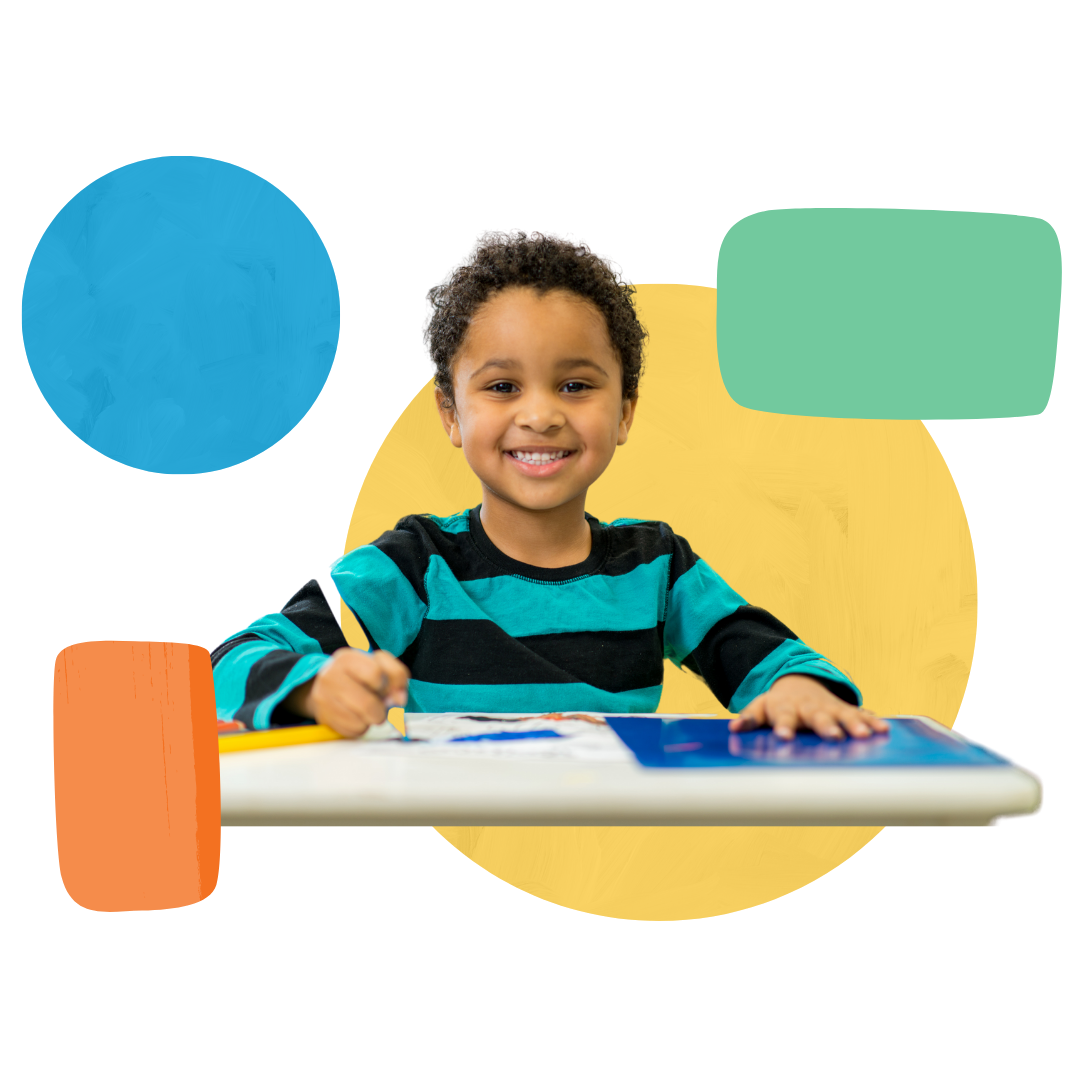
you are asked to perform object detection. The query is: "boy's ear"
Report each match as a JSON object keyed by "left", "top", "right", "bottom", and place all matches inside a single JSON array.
[
  {"left": 435, "top": 388, "right": 462, "bottom": 448},
  {"left": 617, "top": 395, "right": 637, "bottom": 446}
]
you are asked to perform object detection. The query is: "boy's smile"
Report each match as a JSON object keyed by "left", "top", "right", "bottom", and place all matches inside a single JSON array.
[
  {"left": 505, "top": 446, "right": 575, "bottom": 478},
  {"left": 436, "top": 286, "right": 636, "bottom": 565}
]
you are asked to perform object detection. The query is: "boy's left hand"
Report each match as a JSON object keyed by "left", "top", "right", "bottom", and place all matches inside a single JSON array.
[{"left": 729, "top": 674, "right": 889, "bottom": 741}]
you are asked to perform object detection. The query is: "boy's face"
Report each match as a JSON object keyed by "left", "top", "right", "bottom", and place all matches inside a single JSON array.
[{"left": 437, "top": 287, "right": 636, "bottom": 514}]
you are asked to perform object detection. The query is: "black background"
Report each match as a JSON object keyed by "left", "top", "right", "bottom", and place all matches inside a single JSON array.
[{"left": 29, "top": 164, "right": 1049, "bottom": 924}]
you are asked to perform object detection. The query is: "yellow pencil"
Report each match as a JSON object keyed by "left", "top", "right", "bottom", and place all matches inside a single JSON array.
[
  {"left": 218, "top": 724, "right": 342, "bottom": 753},
  {"left": 217, "top": 708, "right": 406, "bottom": 753}
]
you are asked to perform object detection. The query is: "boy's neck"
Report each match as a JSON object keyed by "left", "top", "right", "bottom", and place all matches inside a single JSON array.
[{"left": 479, "top": 492, "right": 592, "bottom": 568}]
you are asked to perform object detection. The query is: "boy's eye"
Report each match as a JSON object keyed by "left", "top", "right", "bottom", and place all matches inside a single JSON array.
[
  {"left": 561, "top": 381, "right": 591, "bottom": 394},
  {"left": 489, "top": 382, "right": 517, "bottom": 394},
  {"left": 488, "top": 382, "right": 591, "bottom": 395}
]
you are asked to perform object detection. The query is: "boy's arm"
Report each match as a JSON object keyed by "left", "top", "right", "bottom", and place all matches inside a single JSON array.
[
  {"left": 681, "top": 605, "right": 862, "bottom": 712},
  {"left": 664, "top": 537, "right": 861, "bottom": 704},
  {"left": 211, "top": 580, "right": 348, "bottom": 731}
]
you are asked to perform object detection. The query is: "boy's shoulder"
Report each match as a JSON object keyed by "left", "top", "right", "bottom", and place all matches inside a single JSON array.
[
  {"left": 597, "top": 515, "right": 698, "bottom": 572},
  {"left": 600, "top": 516, "right": 699, "bottom": 570},
  {"left": 399, "top": 510, "right": 471, "bottom": 536},
  {"left": 601, "top": 515, "right": 669, "bottom": 532},
  {"left": 598, "top": 515, "right": 682, "bottom": 543}
]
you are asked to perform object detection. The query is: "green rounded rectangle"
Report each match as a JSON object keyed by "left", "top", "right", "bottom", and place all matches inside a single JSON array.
[{"left": 716, "top": 209, "right": 1060, "bottom": 419}]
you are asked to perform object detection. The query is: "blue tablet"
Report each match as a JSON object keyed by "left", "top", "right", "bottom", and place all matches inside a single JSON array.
[{"left": 606, "top": 715, "right": 1010, "bottom": 768}]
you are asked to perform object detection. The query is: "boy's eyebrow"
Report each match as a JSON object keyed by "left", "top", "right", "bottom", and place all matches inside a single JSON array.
[{"left": 470, "top": 358, "right": 613, "bottom": 380}]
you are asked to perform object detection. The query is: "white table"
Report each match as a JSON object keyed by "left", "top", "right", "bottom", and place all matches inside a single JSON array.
[{"left": 219, "top": 719, "right": 1042, "bottom": 825}]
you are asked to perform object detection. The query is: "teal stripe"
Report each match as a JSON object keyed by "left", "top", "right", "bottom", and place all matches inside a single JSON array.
[
  {"left": 213, "top": 640, "right": 277, "bottom": 719},
  {"left": 213, "top": 642, "right": 335, "bottom": 726},
  {"left": 426, "top": 554, "right": 670, "bottom": 636},
  {"left": 332, "top": 545, "right": 427, "bottom": 655},
  {"left": 729, "top": 637, "right": 863, "bottom": 713},
  {"left": 664, "top": 560, "right": 747, "bottom": 662},
  {"left": 406, "top": 680, "right": 663, "bottom": 714}
]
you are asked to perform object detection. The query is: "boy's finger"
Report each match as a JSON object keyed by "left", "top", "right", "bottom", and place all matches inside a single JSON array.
[
  {"left": 841, "top": 705, "right": 891, "bottom": 736},
  {"left": 336, "top": 649, "right": 407, "bottom": 700},
  {"left": 768, "top": 700, "right": 800, "bottom": 740},
  {"left": 329, "top": 648, "right": 381, "bottom": 691},
  {"left": 731, "top": 695, "right": 767, "bottom": 731},
  {"left": 861, "top": 709, "right": 891, "bottom": 733},
  {"left": 371, "top": 650, "right": 411, "bottom": 704},
  {"left": 807, "top": 708, "right": 845, "bottom": 741},
  {"left": 837, "top": 705, "right": 872, "bottom": 738}
]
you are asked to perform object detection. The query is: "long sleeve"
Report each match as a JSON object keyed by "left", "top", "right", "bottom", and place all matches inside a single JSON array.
[
  {"left": 211, "top": 580, "right": 349, "bottom": 730},
  {"left": 662, "top": 533, "right": 861, "bottom": 713}
]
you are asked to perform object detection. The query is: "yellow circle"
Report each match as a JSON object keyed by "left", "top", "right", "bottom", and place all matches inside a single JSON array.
[{"left": 343, "top": 284, "right": 976, "bottom": 921}]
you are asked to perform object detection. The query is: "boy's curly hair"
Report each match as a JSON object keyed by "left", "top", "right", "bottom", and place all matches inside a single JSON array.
[{"left": 425, "top": 232, "right": 647, "bottom": 404}]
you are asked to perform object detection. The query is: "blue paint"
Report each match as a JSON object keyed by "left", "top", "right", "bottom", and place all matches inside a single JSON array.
[
  {"left": 22, "top": 156, "right": 339, "bottom": 473},
  {"left": 448, "top": 730, "right": 564, "bottom": 742}
]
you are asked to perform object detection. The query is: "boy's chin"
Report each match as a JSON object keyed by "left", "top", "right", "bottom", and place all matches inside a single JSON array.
[{"left": 487, "top": 481, "right": 585, "bottom": 514}]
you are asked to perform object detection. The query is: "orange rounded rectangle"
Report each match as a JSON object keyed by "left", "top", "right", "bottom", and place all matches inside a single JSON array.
[{"left": 54, "top": 642, "right": 220, "bottom": 911}]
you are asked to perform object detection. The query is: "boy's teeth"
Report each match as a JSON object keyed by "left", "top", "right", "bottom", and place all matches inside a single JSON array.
[{"left": 511, "top": 450, "right": 570, "bottom": 463}]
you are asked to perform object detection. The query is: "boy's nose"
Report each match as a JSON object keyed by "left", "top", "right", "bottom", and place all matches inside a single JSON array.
[{"left": 514, "top": 403, "right": 565, "bottom": 427}]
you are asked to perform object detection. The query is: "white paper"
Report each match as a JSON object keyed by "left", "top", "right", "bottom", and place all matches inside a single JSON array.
[{"left": 357, "top": 711, "right": 637, "bottom": 762}]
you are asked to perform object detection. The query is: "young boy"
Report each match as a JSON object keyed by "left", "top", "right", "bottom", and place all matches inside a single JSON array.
[{"left": 211, "top": 234, "right": 887, "bottom": 742}]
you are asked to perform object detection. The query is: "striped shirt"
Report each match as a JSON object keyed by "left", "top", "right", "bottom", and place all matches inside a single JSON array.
[{"left": 211, "top": 507, "right": 861, "bottom": 729}]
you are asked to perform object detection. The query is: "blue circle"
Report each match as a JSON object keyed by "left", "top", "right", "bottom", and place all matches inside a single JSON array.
[{"left": 22, "top": 156, "right": 340, "bottom": 473}]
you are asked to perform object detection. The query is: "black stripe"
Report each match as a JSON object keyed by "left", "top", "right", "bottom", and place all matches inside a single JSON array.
[
  {"left": 394, "top": 511, "right": 676, "bottom": 586},
  {"left": 407, "top": 620, "right": 664, "bottom": 694},
  {"left": 234, "top": 650, "right": 318, "bottom": 730},
  {"left": 281, "top": 580, "right": 348, "bottom": 655},
  {"left": 667, "top": 532, "right": 700, "bottom": 589},
  {"left": 604, "top": 519, "right": 681, "bottom": 581},
  {"left": 685, "top": 606, "right": 797, "bottom": 708}
]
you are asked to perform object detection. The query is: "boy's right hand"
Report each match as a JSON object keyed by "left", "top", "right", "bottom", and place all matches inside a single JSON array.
[{"left": 286, "top": 648, "right": 410, "bottom": 738}]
